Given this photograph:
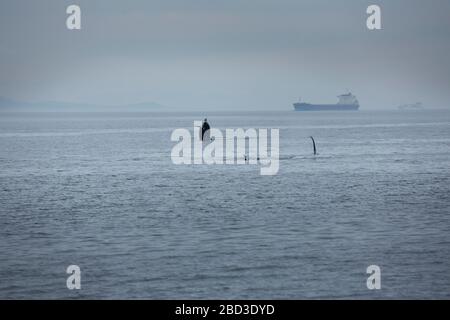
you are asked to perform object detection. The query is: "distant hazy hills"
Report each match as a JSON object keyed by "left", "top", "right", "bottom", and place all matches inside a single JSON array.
[{"left": 0, "top": 97, "right": 168, "bottom": 112}]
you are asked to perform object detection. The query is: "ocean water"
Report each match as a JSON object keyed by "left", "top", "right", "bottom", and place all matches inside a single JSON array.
[{"left": 0, "top": 110, "right": 449, "bottom": 299}]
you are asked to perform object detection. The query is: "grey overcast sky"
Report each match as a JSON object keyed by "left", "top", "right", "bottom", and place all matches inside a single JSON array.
[{"left": 1, "top": 0, "right": 450, "bottom": 110}]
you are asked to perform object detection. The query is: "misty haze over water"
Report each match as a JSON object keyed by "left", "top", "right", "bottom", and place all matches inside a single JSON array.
[
  {"left": 1, "top": 0, "right": 450, "bottom": 110},
  {"left": 1, "top": 0, "right": 450, "bottom": 300}
]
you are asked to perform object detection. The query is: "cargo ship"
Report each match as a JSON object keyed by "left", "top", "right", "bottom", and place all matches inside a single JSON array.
[
  {"left": 293, "top": 92, "right": 360, "bottom": 111},
  {"left": 397, "top": 102, "right": 423, "bottom": 110}
]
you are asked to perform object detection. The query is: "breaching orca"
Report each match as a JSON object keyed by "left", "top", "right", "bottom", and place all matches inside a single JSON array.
[{"left": 201, "top": 118, "right": 210, "bottom": 141}]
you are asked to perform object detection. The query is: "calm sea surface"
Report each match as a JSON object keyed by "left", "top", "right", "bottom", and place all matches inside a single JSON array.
[{"left": 0, "top": 110, "right": 449, "bottom": 298}]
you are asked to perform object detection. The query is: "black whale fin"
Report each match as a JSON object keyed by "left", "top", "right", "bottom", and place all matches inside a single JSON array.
[{"left": 310, "top": 136, "right": 317, "bottom": 155}]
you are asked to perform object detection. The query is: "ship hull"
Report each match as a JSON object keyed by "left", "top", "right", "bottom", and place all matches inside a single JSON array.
[{"left": 293, "top": 103, "right": 359, "bottom": 111}]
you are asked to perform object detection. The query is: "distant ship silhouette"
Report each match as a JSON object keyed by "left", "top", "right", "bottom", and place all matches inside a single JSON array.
[
  {"left": 294, "top": 92, "right": 360, "bottom": 111},
  {"left": 397, "top": 102, "right": 423, "bottom": 110}
]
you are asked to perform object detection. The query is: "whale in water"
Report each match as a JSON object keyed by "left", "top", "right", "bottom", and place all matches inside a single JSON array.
[{"left": 310, "top": 136, "right": 317, "bottom": 155}]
